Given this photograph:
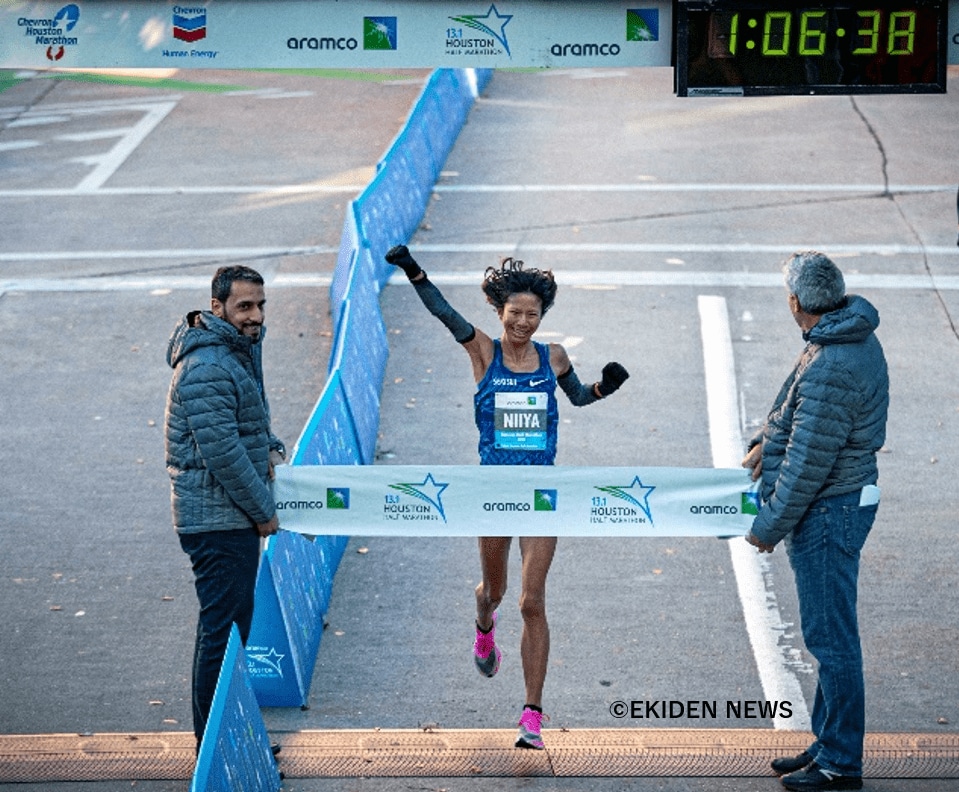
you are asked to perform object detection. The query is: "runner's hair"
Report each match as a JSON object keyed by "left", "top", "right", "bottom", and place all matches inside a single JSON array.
[{"left": 482, "top": 257, "right": 557, "bottom": 315}]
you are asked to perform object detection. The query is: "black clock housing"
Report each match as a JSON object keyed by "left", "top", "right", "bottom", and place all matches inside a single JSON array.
[{"left": 675, "top": 0, "right": 948, "bottom": 96}]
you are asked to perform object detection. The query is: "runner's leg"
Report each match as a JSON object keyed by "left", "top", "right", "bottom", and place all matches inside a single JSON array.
[
  {"left": 518, "top": 536, "right": 557, "bottom": 708},
  {"left": 476, "top": 536, "right": 511, "bottom": 630}
]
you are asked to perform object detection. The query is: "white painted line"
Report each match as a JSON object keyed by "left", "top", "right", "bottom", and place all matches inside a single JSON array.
[
  {"left": 0, "top": 183, "right": 951, "bottom": 199},
  {"left": 6, "top": 115, "right": 69, "bottom": 127},
  {"left": 0, "top": 185, "right": 366, "bottom": 197},
  {"left": 401, "top": 270, "right": 959, "bottom": 291},
  {"left": 0, "top": 272, "right": 333, "bottom": 293},
  {"left": 7, "top": 267, "right": 958, "bottom": 295},
  {"left": 432, "top": 183, "right": 955, "bottom": 194},
  {"left": 0, "top": 246, "right": 336, "bottom": 262},
  {"left": 57, "top": 128, "right": 132, "bottom": 142},
  {"left": 409, "top": 243, "right": 959, "bottom": 256},
  {"left": 698, "top": 294, "right": 812, "bottom": 732},
  {"left": 0, "top": 95, "right": 183, "bottom": 120},
  {"left": 74, "top": 101, "right": 177, "bottom": 192},
  {"left": 0, "top": 140, "right": 41, "bottom": 152}
]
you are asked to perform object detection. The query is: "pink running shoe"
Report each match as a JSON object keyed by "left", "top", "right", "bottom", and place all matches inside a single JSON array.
[
  {"left": 515, "top": 706, "right": 546, "bottom": 750},
  {"left": 473, "top": 612, "right": 501, "bottom": 677}
]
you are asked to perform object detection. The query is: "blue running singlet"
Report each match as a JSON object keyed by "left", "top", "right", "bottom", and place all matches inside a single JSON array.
[{"left": 474, "top": 340, "right": 559, "bottom": 465}]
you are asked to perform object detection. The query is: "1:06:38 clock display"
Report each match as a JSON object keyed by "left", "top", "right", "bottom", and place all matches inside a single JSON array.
[{"left": 676, "top": 0, "right": 947, "bottom": 96}]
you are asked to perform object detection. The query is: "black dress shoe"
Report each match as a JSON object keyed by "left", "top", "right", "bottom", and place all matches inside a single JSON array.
[
  {"left": 771, "top": 750, "right": 813, "bottom": 775},
  {"left": 781, "top": 763, "right": 863, "bottom": 791}
]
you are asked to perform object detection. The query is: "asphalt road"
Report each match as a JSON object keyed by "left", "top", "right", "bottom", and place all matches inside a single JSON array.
[{"left": 2, "top": 65, "right": 959, "bottom": 792}]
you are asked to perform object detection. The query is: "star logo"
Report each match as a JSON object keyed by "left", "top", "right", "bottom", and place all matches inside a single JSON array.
[
  {"left": 247, "top": 647, "right": 286, "bottom": 677},
  {"left": 54, "top": 4, "right": 81, "bottom": 33},
  {"left": 449, "top": 4, "right": 513, "bottom": 56},
  {"left": 595, "top": 476, "right": 656, "bottom": 524},
  {"left": 389, "top": 473, "right": 449, "bottom": 522}
]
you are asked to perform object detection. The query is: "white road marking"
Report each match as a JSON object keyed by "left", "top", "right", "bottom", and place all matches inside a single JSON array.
[
  {"left": 2, "top": 268, "right": 958, "bottom": 293},
  {"left": 0, "top": 185, "right": 366, "bottom": 198},
  {"left": 73, "top": 101, "right": 177, "bottom": 192},
  {"left": 698, "top": 294, "right": 812, "bottom": 732},
  {"left": 407, "top": 243, "right": 958, "bottom": 256},
  {"left": 0, "top": 182, "right": 950, "bottom": 198},
  {"left": 0, "top": 272, "right": 333, "bottom": 293},
  {"left": 0, "top": 246, "right": 336, "bottom": 263},
  {"left": 5, "top": 115, "right": 69, "bottom": 127},
  {"left": 0, "top": 140, "right": 41, "bottom": 151},
  {"left": 406, "top": 270, "right": 959, "bottom": 290},
  {"left": 432, "top": 182, "right": 954, "bottom": 194},
  {"left": 0, "top": 95, "right": 184, "bottom": 120},
  {"left": 7, "top": 242, "right": 955, "bottom": 260},
  {"left": 57, "top": 128, "right": 134, "bottom": 142}
]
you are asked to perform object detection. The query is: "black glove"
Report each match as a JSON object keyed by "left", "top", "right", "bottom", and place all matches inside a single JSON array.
[
  {"left": 597, "top": 362, "right": 629, "bottom": 397},
  {"left": 385, "top": 244, "right": 423, "bottom": 280}
]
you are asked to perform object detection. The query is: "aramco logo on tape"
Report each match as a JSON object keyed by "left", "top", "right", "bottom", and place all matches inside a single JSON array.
[
  {"left": 741, "top": 490, "right": 760, "bottom": 516},
  {"left": 327, "top": 488, "right": 350, "bottom": 510},
  {"left": 534, "top": 489, "right": 557, "bottom": 511}
]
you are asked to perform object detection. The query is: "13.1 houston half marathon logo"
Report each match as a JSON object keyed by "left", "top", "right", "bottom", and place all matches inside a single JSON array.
[
  {"left": 446, "top": 4, "right": 513, "bottom": 57},
  {"left": 591, "top": 476, "right": 656, "bottom": 526},
  {"left": 385, "top": 473, "right": 449, "bottom": 522},
  {"left": 16, "top": 3, "right": 80, "bottom": 62}
]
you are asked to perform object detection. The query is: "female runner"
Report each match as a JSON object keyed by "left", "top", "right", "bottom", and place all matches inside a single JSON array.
[{"left": 386, "top": 245, "right": 629, "bottom": 749}]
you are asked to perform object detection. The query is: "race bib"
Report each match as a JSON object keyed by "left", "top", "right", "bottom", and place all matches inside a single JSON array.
[{"left": 494, "top": 392, "right": 547, "bottom": 451}]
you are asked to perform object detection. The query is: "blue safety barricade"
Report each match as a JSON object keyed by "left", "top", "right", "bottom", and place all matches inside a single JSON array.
[
  {"left": 247, "top": 531, "right": 333, "bottom": 708},
  {"left": 253, "top": 68, "right": 492, "bottom": 714},
  {"left": 191, "top": 625, "right": 281, "bottom": 792}
]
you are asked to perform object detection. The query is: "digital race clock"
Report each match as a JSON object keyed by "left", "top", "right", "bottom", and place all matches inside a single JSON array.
[{"left": 675, "top": 0, "right": 948, "bottom": 96}]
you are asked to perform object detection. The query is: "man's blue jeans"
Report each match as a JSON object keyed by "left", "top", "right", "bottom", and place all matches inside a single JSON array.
[
  {"left": 179, "top": 527, "right": 261, "bottom": 746},
  {"left": 785, "top": 490, "right": 878, "bottom": 778}
]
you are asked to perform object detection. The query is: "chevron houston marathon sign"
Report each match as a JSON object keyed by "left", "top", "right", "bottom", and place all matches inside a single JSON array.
[{"left": 1, "top": 1, "right": 673, "bottom": 69}]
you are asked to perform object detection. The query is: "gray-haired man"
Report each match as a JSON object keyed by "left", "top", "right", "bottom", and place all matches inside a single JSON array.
[{"left": 743, "top": 251, "right": 889, "bottom": 791}]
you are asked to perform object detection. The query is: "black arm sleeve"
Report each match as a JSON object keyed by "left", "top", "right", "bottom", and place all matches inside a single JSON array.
[
  {"left": 412, "top": 276, "right": 476, "bottom": 344},
  {"left": 557, "top": 365, "right": 599, "bottom": 406}
]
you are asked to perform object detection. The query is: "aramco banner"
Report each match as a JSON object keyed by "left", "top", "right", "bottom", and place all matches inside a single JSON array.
[
  {"left": 273, "top": 465, "right": 759, "bottom": 537},
  {"left": 0, "top": 1, "right": 672, "bottom": 70}
]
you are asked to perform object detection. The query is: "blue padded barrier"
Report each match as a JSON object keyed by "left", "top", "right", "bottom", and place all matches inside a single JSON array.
[
  {"left": 261, "top": 68, "right": 491, "bottom": 710},
  {"left": 247, "top": 532, "right": 331, "bottom": 708},
  {"left": 289, "top": 369, "right": 362, "bottom": 467},
  {"left": 313, "top": 533, "right": 349, "bottom": 579},
  {"left": 359, "top": 68, "right": 489, "bottom": 287},
  {"left": 191, "top": 625, "right": 281, "bottom": 792},
  {"left": 330, "top": 288, "right": 389, "bottom": 466},
  {"left": 329, "top": 211, "right": 360, "bottom": 331}
]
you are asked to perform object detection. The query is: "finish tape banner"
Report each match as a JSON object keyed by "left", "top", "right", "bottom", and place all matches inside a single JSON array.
[{"left": 273, "top": 465, "right": 759, "bottom": 537}]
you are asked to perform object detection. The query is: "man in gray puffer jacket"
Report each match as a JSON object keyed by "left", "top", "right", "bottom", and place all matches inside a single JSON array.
[
  {"left": 165, "top": 265, "right": 285, "bottom": 749},
  {"left": 742, "top": 252, "right": 888, "bottom": 792}
]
